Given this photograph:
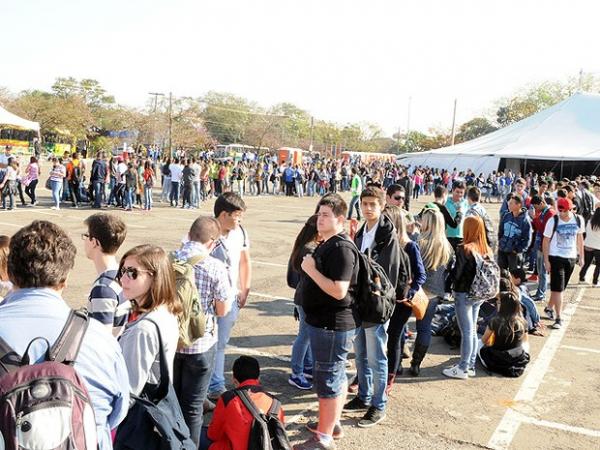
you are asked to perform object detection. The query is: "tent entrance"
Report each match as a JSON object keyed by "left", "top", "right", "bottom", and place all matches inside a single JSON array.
[{"left": 499, "top": 158, "right": 600, "bottom": 178}]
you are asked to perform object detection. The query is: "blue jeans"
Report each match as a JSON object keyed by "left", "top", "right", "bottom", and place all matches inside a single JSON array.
[
  {"left": 161, "top": 175, "right": 171, "bottom": 201},
  {"left": 209, "top": 300, "right": 240, "bottom": 393},
  {"left": 170, "top": 181, "right": 180, "bottom": 205},
  {"left": 355, "top": 323, "right": 389, "bottom": 410},
  {"left": 173, "top": 345, "right": 217, "bottom": 446},
  {"left": 454, "top": 292, "right": 483, "bottom": 371},
  {"left": 534, "top": 250, "right": 548, "bottom": 298},
  {"left": 51, "top": 180, "right": 62, "bottom": 208},
  {"left": 107, "top": 176, "right": 117, "bottom": 205},
  {"left": 290, "top": 306, "right": 313, "bottom": 377},
  {"left": 519, "top": 289, "right": 540, "bottom": 329},
  {"left": 347, "top": 195, "right": 361, "bottom": 219},
  {"left": 144, "top": 186, "right": 153, "bottom": 209},
  {"left": 125, "top": 186, "right": 134, "bottom": 209},
  {"left": 307, "top": 324, "right": 357, "bottom": 399},
  {"left": 93, "top": 181, "right": 104, "bottom": 207},
  {"left": 192, "top": 181, "right": 200, "bottom": 207}
]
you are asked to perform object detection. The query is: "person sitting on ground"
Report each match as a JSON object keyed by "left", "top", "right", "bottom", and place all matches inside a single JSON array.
[
  {"left": 509, "top": 268, "right": 544, "bottom": 336},
  {"left": 203, "top": 356, "right": 286, "bottom": 450},
  {"left": 0, "top": 235, "right": 12, "bottom": 302},
  {"left": 478, "top": 289, "right": 530, "bottom": 378},
  {"left": 84, "top": 213, "right": 129, "bottom": 337},
  {"left": 0, "top": 220, "right": 130, "bottom": 449}
]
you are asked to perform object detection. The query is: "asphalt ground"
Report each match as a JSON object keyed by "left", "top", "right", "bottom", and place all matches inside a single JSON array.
[{"left": 1, "top": 182, "right": 598, "bottom": 450}]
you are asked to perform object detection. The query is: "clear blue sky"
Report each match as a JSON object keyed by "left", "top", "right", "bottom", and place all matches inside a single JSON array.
[{"left": 2, "top": 0, "right": 599, "bottom": 135}]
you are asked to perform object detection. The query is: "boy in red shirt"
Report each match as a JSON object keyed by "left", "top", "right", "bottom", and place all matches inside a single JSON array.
[{"left": 531, "top": 195, "right": 556, "bottom": 301}]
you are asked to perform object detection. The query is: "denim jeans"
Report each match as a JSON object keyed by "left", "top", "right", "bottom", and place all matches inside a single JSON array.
[
  {"left": 25, "top": 179, "right": 38, "bottom": 204},
  {"left": 144, "top": 186, "right": 153, "bottom": 209},
  {"left": 161, "top": 175, "right": 171, "bottom": 201},
  {"left": 290, "top": 306, "right": 313, "bottom": 377},
  {"left": 173, "top": 345, "right": 217, "bottom": 446},
  {"left": 307, "top": 324, "right": 357, "bottom": 399},
  {"left": 93, "top": 181, "right": 104, "bottom": 207},
  {"left": 354, "top": 322, "right": 389, "bottom": 410},
  {"left": 519, "top": 290, "right": 540, "bottom": 329},
  {"left": 534, "top": 250, "right": 548, "bottom": 298},
  {"left": 170, "top": 181, "right": 180, "bottom": 205},
  {"left": 192, "top": 181, "right": 200, "bottom": 207},
  {"left": 454, "top": 291, "right": 483, "bottom": 371},
  {"left": 347, "top": 195, "right": 361, "bottom": 220},
  {"left": 125, "top": 186, "right": 134, "bottom": 209},
  {"left": 51, "top": 180, "right": 62, "bottom": 208},
  {"left": 209, "top": 300, "right": 240, "bottom": 393},
  {"left": 107, "top": 176, "right": 117, "bottom": 205}
]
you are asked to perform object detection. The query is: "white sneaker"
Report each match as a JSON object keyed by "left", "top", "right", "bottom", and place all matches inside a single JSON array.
[
  {"left": 468, "top": 368, "right": 476, "bottom": 377},
  {"left": 443, "top": 293, "right": 453, "bottom": 302},
  {"left": 442, "top": 365, "right": 468, "bottom": 380}
]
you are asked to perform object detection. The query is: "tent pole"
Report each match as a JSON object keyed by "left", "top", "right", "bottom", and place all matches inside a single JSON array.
[
  {"left": 524, "top": 159, "right": 527, "bottom": 175},
  {"left": 560, "top": 160, "right": 564, "bottom": 179}
]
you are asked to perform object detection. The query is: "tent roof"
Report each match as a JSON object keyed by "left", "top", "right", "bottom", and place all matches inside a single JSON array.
[
  {"left": 0, "top": 105, "right": 40, "bottom": 132},
  {"left": 402, "top": 92, "right": 600, "bottom": 162}
]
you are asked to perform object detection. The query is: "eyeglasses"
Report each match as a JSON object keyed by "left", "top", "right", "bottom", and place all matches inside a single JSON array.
[
  {"left": 81, "top": 233, "right": 91, "bottom": 240},
  {"left": 119, "top": 266, "right": 154, "bottom": 280},
  {"left": 393, "top": 195, "right": 405, "bottom": 201}
]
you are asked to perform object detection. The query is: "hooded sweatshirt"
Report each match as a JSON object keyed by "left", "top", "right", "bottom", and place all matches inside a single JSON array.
[{"left": 498, "top": 208, "right": 532, "bottom": 253}]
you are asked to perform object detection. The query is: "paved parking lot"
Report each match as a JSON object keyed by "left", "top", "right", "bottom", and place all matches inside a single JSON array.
[{"left": 2, "top": 188, "right": 598, "bottom": 449}]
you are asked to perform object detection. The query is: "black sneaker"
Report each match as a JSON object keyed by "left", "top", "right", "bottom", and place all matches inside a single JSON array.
[
  {"left": 551, "top": 319, "right": 562, "bottom": 330},
  {"left": 306, "top": 421, "right": 344, "bottom": 440},
  {"left": 544, "top": 307, "right": 554, "bottom": 320},
  {"left": 343, "top": 396, "right": 369, "bottom": 412},
  {"left": 357, "top": 406, "right": 386, "bottom": 428}
]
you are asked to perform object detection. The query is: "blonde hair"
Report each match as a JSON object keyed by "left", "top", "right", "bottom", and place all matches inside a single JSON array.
[
  {"left": 0, "top": 235, "right": 10, "bottom": 281},
  {"left": 383, "top": 205, "right": 409, "bottom": 245},
  {"left": 418, "top": 210, "right": 452, "bottom": 271}
]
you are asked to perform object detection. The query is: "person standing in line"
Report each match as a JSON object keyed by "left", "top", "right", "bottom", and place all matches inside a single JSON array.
[
  {"left": 498, "top": 194, "right": 532, "bottom": 270},
  {"left": 543, "top": 197, "right": 585, "bottom": 329},
  {"left": 169, "top": 158, "right": 183, "bottom": 207},
  {"left": 66, "top": 151, "right": 85, "bottom": 208},
  {"left": 161, "top": 157, "right": 172, "bottom": 202},
  {"left": 142, "top": 160, "right": 155, "bottom": 211},
  {"left": 347, "top": 167, "right": 363, "bottom": 220},
  {"left": 579, "top": 206, "right": 600, "bottom": 286},
  {"left": 443, "top": 216, "right": 493, "bottom": 379},
  {"left": 294, "top": 193, "right": 359, "bottom": 450},
  {"left": 530, "top": 195, "right": 556, "bottom": 300},
  {"left": 91, "top": 151, "right": 107, "bottom": 208},
  {"left": 23, "top": 156, "right": 40, "bottom": 206}
]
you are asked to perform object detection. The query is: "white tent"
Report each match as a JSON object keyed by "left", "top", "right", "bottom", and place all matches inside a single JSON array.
[
  {"left": 399, "top": 92, "right": 600, "bottom": 174},
  {"left": 0, "top": 105, "right": 40, "bottom": 131}
]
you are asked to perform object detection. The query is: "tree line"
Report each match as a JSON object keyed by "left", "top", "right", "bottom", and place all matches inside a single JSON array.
[{"left": 1, "top": 74, "right": 598, "bottom": 155}]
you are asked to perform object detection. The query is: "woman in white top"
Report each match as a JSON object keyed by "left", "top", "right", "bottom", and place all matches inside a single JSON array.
[
  {"left": 0, "top": 158, "right": 18, "bottom": 210},
  {"left": 48, "top": 157, "right": 66, "bottom": 209},
  {"left": 580, "top": 207, "right": 600, "bottom": 286},
  {"left": 23, "top": 156, "right": 41, "bottom": 206},
  {"left": 118, "top": 244, "right": 181, "bottom": 396}
]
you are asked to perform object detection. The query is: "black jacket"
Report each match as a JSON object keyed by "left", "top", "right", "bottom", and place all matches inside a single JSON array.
[
  {"left": 450, "top": 245, "right": 476, "bottom": 293},
  {"left": 354, "top": 213, "right": 402, "bottom": 290},
  {"left": 398, "top": 176, "right": 413, "bottom": 210},
  {"left": 287, "top": 241, "right": 318, "bottom": 306}
]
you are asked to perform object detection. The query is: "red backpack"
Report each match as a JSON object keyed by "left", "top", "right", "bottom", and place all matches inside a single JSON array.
[{"left": 0, "top": 309, "right": 97, "bottom": 450}]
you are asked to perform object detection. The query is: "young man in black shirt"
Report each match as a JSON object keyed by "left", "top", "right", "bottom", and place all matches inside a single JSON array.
[{"left": 295, "top": 193, "right": 359, "bottom": 450}]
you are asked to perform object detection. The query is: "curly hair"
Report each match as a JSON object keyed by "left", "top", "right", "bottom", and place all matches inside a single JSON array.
[{"left": 9, "top": 221, "right": 76, "bottom": 288}]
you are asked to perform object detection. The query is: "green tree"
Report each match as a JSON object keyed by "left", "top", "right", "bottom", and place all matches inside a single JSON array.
[{"left": 455, "top": 117, "right": 497, "bottom": 143}]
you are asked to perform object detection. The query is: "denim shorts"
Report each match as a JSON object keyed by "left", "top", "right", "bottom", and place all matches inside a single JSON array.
[{"left": 307, "top": 324, "right": 357, "bottom": 399}]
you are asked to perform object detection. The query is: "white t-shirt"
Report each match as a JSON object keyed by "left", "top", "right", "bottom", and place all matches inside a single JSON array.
[
  {"left": 117, "top": 162, "right": 127, "bottom": 184},
  {"left": 212, "top": 226, "right": 250, "bottom": 302},
  {"left": 543, "top": 214, "right": 584, "bottom": 258},
  {"left": 360, "top": 223, "right": 378, "bottom": 253},
  {"left": 169, "top": 164, "right": 183, "bottom": 182}
]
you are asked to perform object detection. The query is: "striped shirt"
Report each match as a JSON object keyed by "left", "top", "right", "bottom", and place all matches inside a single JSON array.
[
  {"left": 174, "top": 241, "right": 231, "bottom": 354},
  {"left": 89, "top": 270, "right": 130, "bottom": 337}
]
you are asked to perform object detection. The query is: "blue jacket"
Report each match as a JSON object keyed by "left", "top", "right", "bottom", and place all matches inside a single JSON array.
[{"left": 498, "top": 208, "right": 532, "bottom": 253}]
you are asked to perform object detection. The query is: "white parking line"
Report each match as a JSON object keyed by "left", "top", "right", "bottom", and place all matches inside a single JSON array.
[
  {"left": 487, "top": 288, "right": 586, "bottom": 450},
  {"left": 517, "top": 411, "right": 600, "bottom": 438},
  {"left": 578, "top": 305, "right": 600, "bottom": 312},
  {"left": 250, "top": 292, "right": 294, "bottom": 302},
  {"left": 562, "top": 345, "right": 600, "bottom": 354},
  {"left": 0, "top": 221, "right": 21, "bottom": 228},
  {"left": 253, "top": 260, "right": 288, "bottom": 268}
]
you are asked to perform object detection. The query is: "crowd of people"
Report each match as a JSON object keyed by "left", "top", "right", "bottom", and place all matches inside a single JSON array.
[{"left": 1, "top": 142, "right": 600, "bottom": 449}]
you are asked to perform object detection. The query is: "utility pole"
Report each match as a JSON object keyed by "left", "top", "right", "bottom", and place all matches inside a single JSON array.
[
  {"left": 168, "top": 92, "right": 173, "bottom": 157},
  {"left": 148, "top": 92, "right": 164, "bottom": 147},
  {"left": 309, "top": 116, "right": 314, "bottom": 152},
  {"left": 450, "top": 98, "right": 458, "bottom": 146},
  {"left": 578, "top": 68, "right": 584, "bottom": 91},
  {"left": 405, "top": 96, "right": 412, "bottom": 154}
]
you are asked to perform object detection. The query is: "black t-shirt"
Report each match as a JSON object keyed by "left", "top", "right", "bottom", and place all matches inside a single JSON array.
[
  {"left": 302, "top": 233, "right": 360, "bottom": 331},
  {"left": 489, "top": 316, "right": 525, "bottom": 351}
]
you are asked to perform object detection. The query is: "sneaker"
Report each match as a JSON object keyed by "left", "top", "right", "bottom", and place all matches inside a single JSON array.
[
  {"left": 551, "top": 319, "right": 562, "bottom": 330},
  {"left": 288, "top": 375, "right": 313, "bottom": 390},
  {"left": 293, "top": 435, "right": 336, "bottom": 450},
  {"left": 306, "top": 422, "right": 344, "bottom": 440},
  {"left": 468, "top": 368, "right": 476, "bottom": 377},
  {"left": 544, "top": 307, "right": 554, "bottom": 320},
  {"left": 203, "top": 398, "right": 216, "bottom": 413},
  {"left": 343, "top": 396, "right": 369, "bottom": 412},
  {"left": 303, "top": 369, "right": 313, "bottom": 380},
  {"left": 443, "top": 293, "right": 453, "bottom": 302},
  {"left": 442, "top": 365, "right": 468, "bottom": 380},
  {"left": 357, "top": 406, "right": 386, "bottom": 428},
  {"left": 207, "top": 388, "right": 226, "bottom": 401},
  {"left": 531, "top": 295, "right": 545, "bottom": 302},
  {"left": 579, "top": 277, "right": 586, "bottom": 284}
]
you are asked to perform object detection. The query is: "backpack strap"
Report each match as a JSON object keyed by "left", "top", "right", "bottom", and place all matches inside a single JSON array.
[
  {"left": 267, "top": 396, "right": 281, "bottom": 417},
  {"left": 49, "top": 308, "right": 90, "bottom": 365},
  {"left": 0, "top": 335, "right": 21, "bottom": 375},
  {"left": 235, "top": 388, "right": 265, "bottom": 420},
  {"left": 138, "top": 318, "right": 170, "bottom": 401},
  {"left": 187, "top": 254, "right": 207, "bottom": 267}
]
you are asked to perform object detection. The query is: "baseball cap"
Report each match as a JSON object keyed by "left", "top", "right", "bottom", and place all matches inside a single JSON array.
[{"left": 557, "top": 197, "right": 573, "bottom": 212}]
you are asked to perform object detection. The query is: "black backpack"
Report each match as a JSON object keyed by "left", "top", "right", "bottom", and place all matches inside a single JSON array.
[
  {"left": 235, "top": 388, "right": 292, "bottom": 450},
  {"left": 581, "top": 191, "right": 594, "bottom": 222},
  {"left": 480, "top": 346, "right": 530, "bottom": 377},
  {"left": 72, "top": 164, "right": 82, "bottom": 183},
  {"left": 336, "top": 239, "right": 397, "bottom": 327}
]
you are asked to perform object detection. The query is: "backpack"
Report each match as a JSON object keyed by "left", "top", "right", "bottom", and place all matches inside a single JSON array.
[
  {"left": 235, "top": 388, "right": 292, "bottom": 450},
  {"left": 468, "top": 253, "right": 500, "bottom": 301},
  {"left": 550, "top": 214, "right": 582, "bottom": 239},
  {"left": 336, "top": 238, "right": 397, "bottom": 327},
  {"left": 580, "top": 191, "right": 594, "bottom": 222},
  {"left": 170, "top": 253, "right": 208, "bottom": 349},
  {"left": 114, "top": 319, "right": 195, "bottom": 450},
  {"left": 72, "top": 163, "right": 82, "bottom": 183},
  {"left": 0, "top": 309, "right": 97, "bottom": 450}
]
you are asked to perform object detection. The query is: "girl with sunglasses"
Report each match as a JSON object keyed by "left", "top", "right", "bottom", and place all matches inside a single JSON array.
[{"left": 118, "top": 244, "right": 182, "bottom": 396}]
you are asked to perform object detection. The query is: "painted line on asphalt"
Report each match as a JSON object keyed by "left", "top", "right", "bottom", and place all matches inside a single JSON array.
[
  {"left": 250, "top": 292, "right": 294, "bottom": 302},
  {"left": 34, "top": 210, "right": 61, "bottom": 217},
  {"left": 516, "top": 411, "right": 600, "bottom": 438},
  {"left": 226, "top": 344, "right": 292, "bottom": 363},
  {"left": 487, "top": 287, "right": 586, "bottom": 450},
  {"left": 578, "top": 305, "right": 600, "bottom": 312},
  {"left": 253, "top": 260, "right": 288, "bottom": 268},
  {"left": 0, "top": 221, "right": 21, "bottom": 228},
  {"left": 561, "top": 345, "right": 600, "bottom": 354}
]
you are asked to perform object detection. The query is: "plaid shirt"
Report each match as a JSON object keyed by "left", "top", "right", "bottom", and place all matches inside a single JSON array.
[{"left": 174, "top": 241, "right": 231, "bottom": 354}]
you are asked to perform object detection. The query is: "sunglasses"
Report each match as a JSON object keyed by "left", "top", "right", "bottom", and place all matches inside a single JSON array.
[
  {"left": 393, "top": 195, "right": 405, "bottom": 201},
  {"left": 119, "top": 266, "right": 154, "bottom": 280}
]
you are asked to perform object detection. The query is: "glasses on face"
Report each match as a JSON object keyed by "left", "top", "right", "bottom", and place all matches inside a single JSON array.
[
  {"left": 393, "top": 195, "right": 405, "bottom": 201},
  {"left": 119, "top": 266, "right": 154, "bottom": 281},
  {"left": 81, "top": 233, "right": 91, "bottom": 240}
]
